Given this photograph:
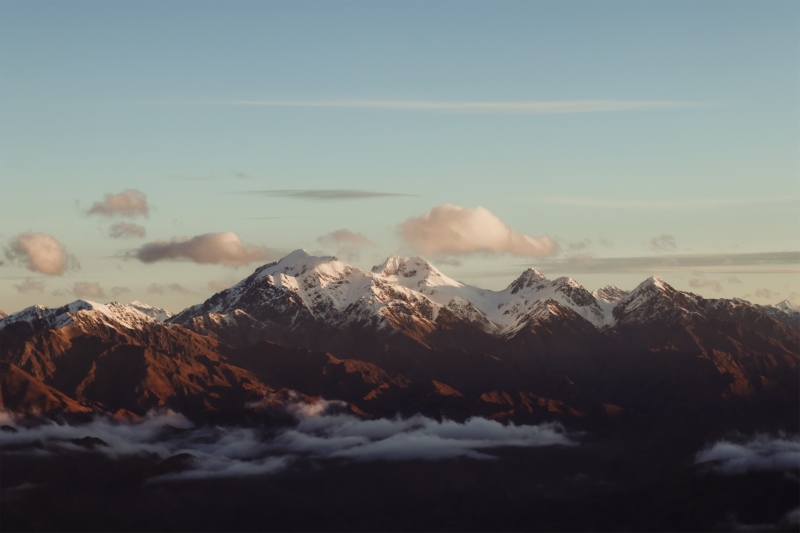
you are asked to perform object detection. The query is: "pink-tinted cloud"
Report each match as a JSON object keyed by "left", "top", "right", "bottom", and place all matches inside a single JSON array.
[
  {"left": 109, "top": 222, "right": 147, "bottom": 239},
  {"left": 4, "top": 232, "right": 79, "bottom": 275},
  {"left": 73, "top": 282, "right": 106, "bottom": 299},
  {"left": 135, "top": 232, "right": 276, "bottom": 266},
  {"left": 88, "top": 189, "right": 149, "bottom": 217},
  {"left": 399, "top": 205, "right": 558, "bottom": 258},
  {"left": 317, "top": 229, "right": 374, "bottom": 260}
]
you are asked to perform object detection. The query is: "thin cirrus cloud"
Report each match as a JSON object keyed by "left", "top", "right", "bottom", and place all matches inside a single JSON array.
[
  {"left": 87, "top": 189, "right": 149, "bottom": 217},
  {"left": 4, "top": 232, "right": 80, "bottom": 276},
  {"left": 542, "top": 196, "right": 800, "bottom": 210},
  {"left": 247, "top": 189, "right": 416, "bottom": 200},
  {"left": 134, "top": 232, "right": 277, "bottom": 266},
  {"left": 531, "top": 251, "right": 800, "bottom": 275},
  {"left": 207, "top": 99, "right": 698, "bottom": 114},
  {"left": 316, "top": 229, "right": 374, "bottom": 260},
  {"left": 109, "top": 222, "right": 147, "bottom": 239},
  {"left": 399, "top": 204, "right": 558, "bottom": 258}
]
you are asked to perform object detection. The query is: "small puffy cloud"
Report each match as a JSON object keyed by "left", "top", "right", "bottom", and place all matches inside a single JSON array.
[
  {"left": 568, "top": 239, "right": 592, "bottom": 252},
  {"left": 87, "top": 189, "right": 149, "bottom": 217},
  {"left": 727, "top": 276, "right": 743, "bottom": 284},
  {"left": 399, "top": 205, "right": 558, "bottom": 258},
  {"left": 208, "top": 280, "right": 231, "bottom": 292},
  {"left": 111, "top": 286, "right": 131, "bottom": 298},
  {"left": 147, "top": 283, "right": 194, "bottom": 295},
  {"left": 14, "top": 279, "right": 45, "bottom": 295},
  {"left": 755, "top": 288, "right": 780, "bottom": 300},
  {"left": 316, "top": 229, "right": 374, "bottom": 260},
  {"left": 4, "top": 232, "right": 79, "bottom": 275},
  {"left": 109, "top": 222, "right": 147, "bottom": 239},
  {"left": 73, "top": 282, "right": 106, "bottom": 299},
  {"left": 688, "top": 278, "right": 722, "bottom": 293},
  {"left": 650, "top": 234, "right": 677, "bottom": 252},
  {"left": 134, "top": 232, "right": 275, "bottom": 267}
]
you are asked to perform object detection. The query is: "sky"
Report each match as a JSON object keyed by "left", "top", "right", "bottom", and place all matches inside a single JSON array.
[{"left": 0, "top": 0, "right": 798, "bottom": 314}]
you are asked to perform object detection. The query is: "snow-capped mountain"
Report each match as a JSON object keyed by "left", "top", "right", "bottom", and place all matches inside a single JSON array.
[
  {"left": 166, "top": 250, "right": 798, "bottom": 357},
  {"left": 128, "top": 300, "right": 174, "bottom": 322},
  {"left": 0, "top": 300, "right": 159, "bottom": 334},
  {"left": 758, "top": 299, "right": 800, "bottom": 330},
  {"left": 168, "top": 250, "right": 615, "bottom": 352}
]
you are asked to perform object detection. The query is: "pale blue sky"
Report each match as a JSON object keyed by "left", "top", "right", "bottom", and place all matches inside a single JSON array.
[{"left": 1, "top": 0, "right": 798, "bottom": 313}]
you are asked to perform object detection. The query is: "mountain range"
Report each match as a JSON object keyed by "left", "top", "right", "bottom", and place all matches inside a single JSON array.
[
  {"left": 2, "top": 250, "right": 799, "bottom": 532},
  {"left": 1, "top": 250, "right": 797, "bottom": 429}
]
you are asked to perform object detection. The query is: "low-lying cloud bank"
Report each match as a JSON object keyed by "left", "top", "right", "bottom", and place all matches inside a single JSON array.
[
  {"left": 695, "top": 434, "right": 800, "bottom": 475},
  {"left": 0, "top": 402, "right": 574, "bottom": 481}
]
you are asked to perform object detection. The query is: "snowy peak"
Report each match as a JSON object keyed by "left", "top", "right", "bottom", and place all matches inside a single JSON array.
[
  {"left": 507, "top": 268, "right": 547, "bottom": 294},
  {"left": 128, "top": 301, "right": 174, "bottom": 322},
  {"left": 372, "top": 255, "right": 442, "bottom": 277},
  {"left": 593, "top": 285, "right": 629, "bottom": 303},
  {"left": 0, "top": 300, "right": 158, "bottom": 333},
  {"left": 775, "top": 299, "right": 799, "bottom": 312}
]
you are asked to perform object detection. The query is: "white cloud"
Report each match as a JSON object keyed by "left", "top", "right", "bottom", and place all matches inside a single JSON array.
[
  {"left": 0, "top": 400, "right": 575, "bottom": 481},
  {"left": 4, "top": 232, "right": 79, "bottom": 276},
  {"left": 400, "top": 204, "right": 558, "bottom": 258},
  {"left": 695, "top": 434, "right": 800, "bottom": 475},
  {"left": 317, "top": 229, "right": 374, "bottom": 260},
  {"left": 109, "top": 222, "right": 147, "bottom": 239},
  {"left": 87, "top": 189, "right": 149, "bottom": 217},
  {"left": 135, "top": 232, "right": 276, "bottom": 266}
]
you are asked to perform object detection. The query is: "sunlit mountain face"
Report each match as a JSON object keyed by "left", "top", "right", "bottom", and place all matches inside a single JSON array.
[{"left": 2, "top": 251, "right": 798, "bottom": 532}]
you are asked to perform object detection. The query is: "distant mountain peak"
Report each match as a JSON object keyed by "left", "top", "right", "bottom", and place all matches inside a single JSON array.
[
  {"left": 372, "top": 255, "right": 440, "bottom": 277},
  {"left": 593, "top": 285, "right": 629, "bottom": 304},
  {"left": 508, "top": 268, "right": 547, "bottom": 294}
]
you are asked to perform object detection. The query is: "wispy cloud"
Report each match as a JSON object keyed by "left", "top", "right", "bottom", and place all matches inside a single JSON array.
[
  {"left": 542, "top": 196, "right": 800, "bottom": 210},
  {"left": 247, "top": 189, "right": 416, "bottom": 200},
  {"left": 531, "top": 251, "right": 800, "bottom": 275},
  {"left": 205, "top": 100, "right": 699, "bottom": 114}
]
